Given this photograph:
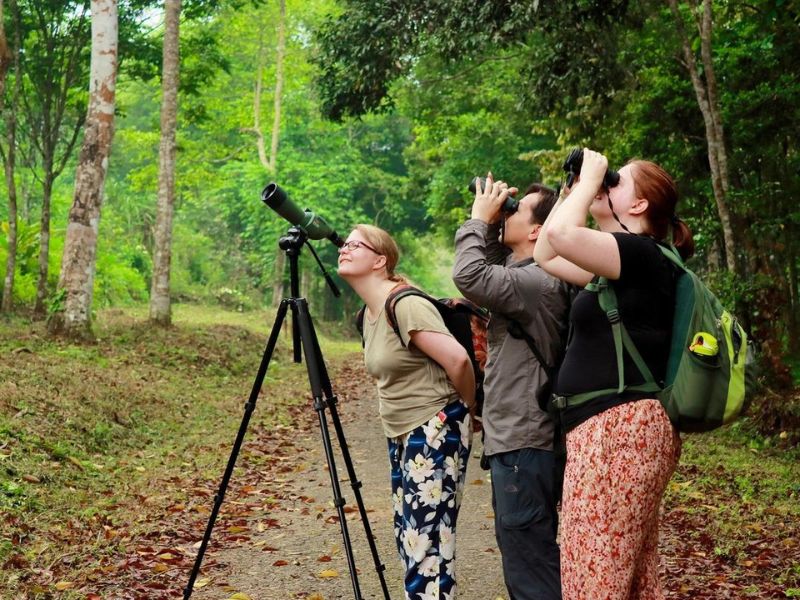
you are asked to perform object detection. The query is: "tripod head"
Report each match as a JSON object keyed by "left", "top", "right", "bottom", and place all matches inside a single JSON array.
[
  {"left": 279, "top": 226, "right": 308, "bottom": 254},
  {"left": 276, "top": 226, "right": 341, "bottom": 363}
]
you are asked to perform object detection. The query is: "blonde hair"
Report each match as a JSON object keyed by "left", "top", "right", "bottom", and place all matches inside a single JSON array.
[{"left": 354, "top": 224, "right": 407, "bottom": 283}]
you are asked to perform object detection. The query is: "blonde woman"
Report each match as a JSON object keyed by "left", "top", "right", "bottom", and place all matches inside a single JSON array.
[{"left": 338, "top": 224, "right": 474, "bottom": 600}]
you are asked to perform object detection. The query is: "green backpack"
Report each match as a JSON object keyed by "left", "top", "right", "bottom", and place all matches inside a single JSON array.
[{"left": 552, "top": 244, "right": 754, "bottom": 432}]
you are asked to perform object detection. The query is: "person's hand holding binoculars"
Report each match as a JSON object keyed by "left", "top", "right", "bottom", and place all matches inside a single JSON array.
[
  {"left": 471, "top": 173, "right": 518, "bottom": 224},
  {"left": 577, "top": 148, "right": 610, "bottom": 196}
]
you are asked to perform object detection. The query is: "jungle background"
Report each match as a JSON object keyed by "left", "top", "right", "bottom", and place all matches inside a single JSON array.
[{"left": 1, "top": 0, "right": 798, "bottom": 598}]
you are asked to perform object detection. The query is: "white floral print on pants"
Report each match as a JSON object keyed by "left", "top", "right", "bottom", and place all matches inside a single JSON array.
[{"left": 387, "top": 399, "right": 472, "bottom": 600}]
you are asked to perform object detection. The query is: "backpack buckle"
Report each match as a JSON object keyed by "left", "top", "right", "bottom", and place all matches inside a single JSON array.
[
  {"left": 552, "top": 395, "right": 568, "bottom": 410},
  {"left": 606, "top": 309, "right": 621, "bottom": 324}
]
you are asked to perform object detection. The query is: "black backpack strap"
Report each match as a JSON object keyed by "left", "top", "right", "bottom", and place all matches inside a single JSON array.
[
  {"left": 385, "top": 285, "right": 435, "bottom": 348},
  {"left": 507, "top": 319, "right": 551, "bottom": 372},
  {"left": 355, "top": 305, "right": 366, "bottom": 348}
]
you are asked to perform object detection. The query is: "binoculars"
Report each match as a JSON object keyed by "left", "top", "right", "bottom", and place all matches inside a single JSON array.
[{"left": 467, "top": 176, "right": 519, "bottom": 214}]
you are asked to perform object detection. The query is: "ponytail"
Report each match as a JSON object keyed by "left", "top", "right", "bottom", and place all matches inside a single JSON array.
[{"left": 671, "top": 218, "right": 695, "bottom": 261}]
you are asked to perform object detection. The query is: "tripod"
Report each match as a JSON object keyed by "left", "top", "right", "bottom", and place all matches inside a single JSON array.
[{"left": 184, "top": 227, "right": 391, "bottom": 600}]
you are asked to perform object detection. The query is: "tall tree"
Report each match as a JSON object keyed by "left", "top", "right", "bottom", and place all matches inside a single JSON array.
[
  {"left": 47, "top": 0, "right": 118, "bottom": 338},
  {"left": 668, "top": 0, "right": 738, "bottom": 275},
  {"left": 243, "top": 1, "right": 287, "bottom": 307},
  {"left": 0, "top": 0, "right": 18, "bottom": 312},
  {"left": 149, "top": 0, "right": 181, "bottom": 326},
  {"left": 17, "top": 1, "right": 93, "bottom": 316},
  {"left": 269, "top": 0, "right": 286, "bottom": 306}
]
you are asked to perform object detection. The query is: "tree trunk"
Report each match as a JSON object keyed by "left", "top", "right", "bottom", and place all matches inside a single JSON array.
[
  {"left": 33, "top": 168, "right": 54, "bottom": 317},
  {"left": 786, "top": 224, "right": 799, "bottom": 354},
  {"left": 47, "top": 0, "right": 118, "bottom": 339},
  {"left": 269, "top": 0, "right": 286, "bottom": 307},
  {"left": 252, "top": 24, "right": 269, "bottom": 170},
  {"left": 149, "top": 0, "right": 181, "bottom": 326},
  {"left": 0, "top": 0, "right": 18, "bottom": 313},
  {"left": 668, "top": 0, "right": 738, "bottom": 275},
  {"left": 269, "top": 0, "right": 285, "bottom": 172}
]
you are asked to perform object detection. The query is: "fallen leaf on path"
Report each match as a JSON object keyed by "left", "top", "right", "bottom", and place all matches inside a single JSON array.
[{"left": 319, "top": 569, "right": 339, "bottom": 578}]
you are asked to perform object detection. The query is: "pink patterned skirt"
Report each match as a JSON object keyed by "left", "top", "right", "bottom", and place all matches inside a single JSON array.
[{"left": 561, "top": 399, "right": 681, "bottom": 600}]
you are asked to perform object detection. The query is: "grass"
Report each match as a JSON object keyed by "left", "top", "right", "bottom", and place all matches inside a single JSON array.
[
  {"left": 663, "top": 420, "right": 800, "bottom": 594},
  {"left": 0, "top": 304, "right": 362, "bottom": 598},
  {"left": 1, "top": 304, "right": 798, "bottom": 597}
]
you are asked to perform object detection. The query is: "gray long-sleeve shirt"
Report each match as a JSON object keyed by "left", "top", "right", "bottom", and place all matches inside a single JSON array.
[{"left": 453, "top": 219, "right": 572, "bottom": 455}]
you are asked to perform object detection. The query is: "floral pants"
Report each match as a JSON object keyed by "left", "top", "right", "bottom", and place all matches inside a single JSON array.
[
  {"left": 387, "top": 400, "right": 472, "bottom": 600},
  {"left": 561, "top": 399, "right": 682, "bottom": 600}
]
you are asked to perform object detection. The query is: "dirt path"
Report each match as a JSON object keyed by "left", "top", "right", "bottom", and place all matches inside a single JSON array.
[{"left": 191, "top": 369, "right": 507, "bottom": 600}]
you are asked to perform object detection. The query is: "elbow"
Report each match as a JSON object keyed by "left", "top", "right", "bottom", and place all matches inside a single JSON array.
[
  {"left": 447, "top": 350, "right": 472, "bottom": 379},
  {"left": 547, "top": 222, "right": 572, "bottom": 256},
  {"left": 458, "top": 351, "right": 472, "bottom": 373},
  {"left": 452, "top": 264, "right": 478, "bottom": 291},
  {"left": 451, "top": 268, "right": 484, "bottom": 303}
]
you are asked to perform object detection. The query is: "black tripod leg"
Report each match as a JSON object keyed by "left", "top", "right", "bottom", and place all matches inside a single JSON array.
[
  {"left": 293, "top": 299, "right": 366, "bottom": 600},
  {"left": 303, "top": 305, "right": 392, "bottom": 600},
  {"left": 183, "top": 300, "right": 290, "bottom": 600}
]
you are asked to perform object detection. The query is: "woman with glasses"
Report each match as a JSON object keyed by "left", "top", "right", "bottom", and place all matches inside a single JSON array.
[
  {"left": 338, "top": 224, "right": 475, "bottom": 600},
  {"left": 534, "top": 149, "right": 694, "bottom": 599}
]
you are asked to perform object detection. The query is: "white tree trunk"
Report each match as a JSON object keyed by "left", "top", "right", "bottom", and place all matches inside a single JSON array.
[
  {"left": 47, "top": 0, "right": 118, "bottom": 337},
  {"left": 669, "top": 0, "right": 738, "bottom": 275},
  {"left": 270, "top": 0, "right": 286, "bottom": 307},
  {"left": 149, "top": 0, "right": 181, "bottom": 326},
  {"left": 252, "top": 25, "right": 269, "bottom": 169},
  {"left": 269, "top": 0, "right": 285, "bottom": 172}
]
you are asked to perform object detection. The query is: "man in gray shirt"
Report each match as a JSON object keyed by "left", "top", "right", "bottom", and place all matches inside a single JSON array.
[{"left": 453, "top": 175, "right": 571, "bottom": 600}]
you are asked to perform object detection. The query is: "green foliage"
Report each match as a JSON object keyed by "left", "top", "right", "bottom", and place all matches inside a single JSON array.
[{"left": 1, "top": 0, "right": 799, "bottom": 417}]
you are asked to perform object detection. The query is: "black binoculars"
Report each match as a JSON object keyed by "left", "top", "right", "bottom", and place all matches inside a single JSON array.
[
  {"left": 468, "top": 176, "right": 519, "bottom": 214},
  {"left": 562, "top": 148, "right": 620, "bottom": 190}
]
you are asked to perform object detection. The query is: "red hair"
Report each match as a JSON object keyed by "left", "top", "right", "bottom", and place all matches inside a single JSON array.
[{"left": 629, "top": 160, "right": 695, "bottom": 260}]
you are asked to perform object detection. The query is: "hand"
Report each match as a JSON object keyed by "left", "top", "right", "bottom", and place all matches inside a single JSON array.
[
  {"left": 471, "top": 173, "right": 518, "bottom": 224},
  {"left": 577, "top": 148, "right": 608, "bottom": 195}
]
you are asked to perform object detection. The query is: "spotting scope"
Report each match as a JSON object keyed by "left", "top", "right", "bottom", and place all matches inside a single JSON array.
[{"left": 261, "top": 183, "right": 345, "bottom": 247}]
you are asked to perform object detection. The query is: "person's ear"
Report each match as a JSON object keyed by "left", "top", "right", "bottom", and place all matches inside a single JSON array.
[
  {"left": 529, "top": 223, "right": 542, "bottom": 241},
  {"left": 630, "top": 198, "right": 649, "bottom": 215},
  {"left": 372, "top": 254, "right": 387, "bottom": 271}
]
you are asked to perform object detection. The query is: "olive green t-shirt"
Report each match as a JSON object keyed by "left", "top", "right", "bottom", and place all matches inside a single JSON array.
[{"left": 363, "top": 295, "right": 459, "bottom": 438}]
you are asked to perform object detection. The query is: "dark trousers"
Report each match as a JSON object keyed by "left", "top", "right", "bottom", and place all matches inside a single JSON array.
[{"left": 489, "top": 447, "right": 562, "bottom": 600}]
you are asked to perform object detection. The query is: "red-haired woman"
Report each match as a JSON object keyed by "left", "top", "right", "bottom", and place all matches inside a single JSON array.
[
  {"left": 533, "top": 149, "right": 694, "bottom": 599},
  {"left": 338, "top": 223, "right": 475, "bottom": 600}
]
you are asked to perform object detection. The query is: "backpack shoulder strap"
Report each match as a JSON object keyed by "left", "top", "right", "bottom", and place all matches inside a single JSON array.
[
  {"left": 355, "top": 305, "right": 366, "bottom": 348},
  {"left": 656, "top": 243, "right": 687, "bottom": 270},
  {"left": 384, "top": 285, "right": 437, "bottom": 348},
  {"left": 507, "top": 319, "right": 551, "bottom": 372}
]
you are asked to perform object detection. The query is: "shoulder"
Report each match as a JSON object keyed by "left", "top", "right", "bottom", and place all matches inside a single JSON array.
[
  {"left": 393, "top": 293, "right": 444, "bottom": 323},
  {"left": 613, "top": 234, "right": 676, "bottom": 284}
]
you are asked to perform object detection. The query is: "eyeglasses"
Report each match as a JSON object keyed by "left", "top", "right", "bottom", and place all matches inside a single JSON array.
[{"left": 340, "top": 240, "right": 380, "bottom": 254}]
